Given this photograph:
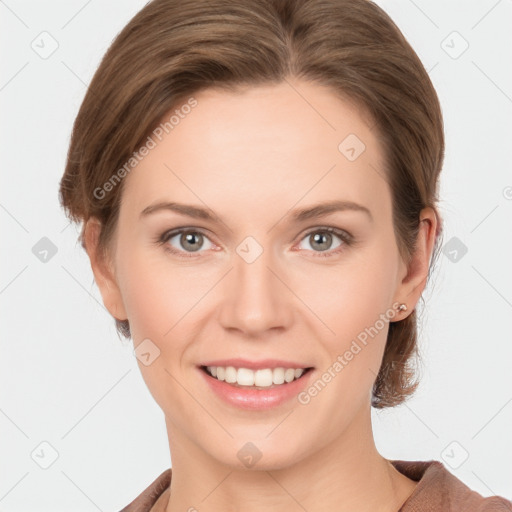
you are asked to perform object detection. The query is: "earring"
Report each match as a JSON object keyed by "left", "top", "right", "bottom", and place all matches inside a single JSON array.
[{"left": 396, "top": 303, "right": 408, "bottom": 312}]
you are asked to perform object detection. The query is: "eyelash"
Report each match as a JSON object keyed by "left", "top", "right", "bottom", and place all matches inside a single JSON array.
[{"left": 154, "top": 226, "right": 353, "bottom": 259}]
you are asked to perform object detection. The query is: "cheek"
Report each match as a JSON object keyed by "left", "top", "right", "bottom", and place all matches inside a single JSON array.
[
  {"left": 309, "top": 246, "right": 397, "bottom": 341},
  {"left": 115, "top": 248, "right": 213, "bottom": 362},
  {"left": 305, "top": 242, "right": 399, "bottom": 393},
  {"left": 114, "top": 244, "right": 189, "bottom": 343},
  {"left": 115, "top": 250, "right": 199, "bottom": 411},
  {"left": 118, "top": 264, "right": 171, "bottom": 337}
]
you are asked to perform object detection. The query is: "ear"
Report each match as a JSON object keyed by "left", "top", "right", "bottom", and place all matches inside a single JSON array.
[
  {"left": 392, "top": 207, "right": 439, "bottom": 320},
  {"left": 83, "top": 217, "right": 128, "bottom": 322}
]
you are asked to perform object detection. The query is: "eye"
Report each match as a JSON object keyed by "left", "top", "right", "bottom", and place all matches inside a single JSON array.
[
  {"left": 158, "top": 229, "right": 215, "bottom": 257},
  {"left": 296, "top": 227, "right": 352, "bottom": 258}
]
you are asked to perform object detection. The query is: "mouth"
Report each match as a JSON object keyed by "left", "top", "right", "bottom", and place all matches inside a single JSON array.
[{"left": 199, "top": 365, "right": 314, "bottom": 389}]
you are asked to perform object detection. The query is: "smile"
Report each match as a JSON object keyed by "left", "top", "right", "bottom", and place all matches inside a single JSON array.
[
  {"left": 198, "top": 363, "right": 315, "bottom": 410},
  {"left": 202, "top": 365, "right": 310, "bottom": 388}
]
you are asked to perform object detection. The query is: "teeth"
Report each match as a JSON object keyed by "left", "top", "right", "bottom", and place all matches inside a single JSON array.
[{"left": 205, "top": 366, "right": 306, "bottom": 387}]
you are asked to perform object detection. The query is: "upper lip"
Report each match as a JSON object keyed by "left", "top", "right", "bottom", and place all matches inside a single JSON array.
[{"left": 199, "top": 358, "right": 313, "bottom": 370}]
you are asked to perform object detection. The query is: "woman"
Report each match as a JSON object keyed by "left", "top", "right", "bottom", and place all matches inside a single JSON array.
[{"left": 58, "top": 0, "right": 512, "bottom": 510}]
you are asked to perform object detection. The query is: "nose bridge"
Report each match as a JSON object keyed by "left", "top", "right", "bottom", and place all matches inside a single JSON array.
[{"left": 218, "top": 235, "right": 291, "bottom": 335}]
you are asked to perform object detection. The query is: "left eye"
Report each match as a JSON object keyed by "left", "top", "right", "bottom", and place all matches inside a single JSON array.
[{"left": 297, "top": 228, "right": 346, "bottom": 255}]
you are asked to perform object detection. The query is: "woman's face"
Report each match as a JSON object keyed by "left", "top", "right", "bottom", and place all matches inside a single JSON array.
[{"left": 93, "top": 79, "right": 429, "bottom": 469}]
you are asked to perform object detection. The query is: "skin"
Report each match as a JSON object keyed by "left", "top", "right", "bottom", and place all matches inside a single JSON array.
[{"left": 85, "top": 78, "right": 437, "bottom": 512}]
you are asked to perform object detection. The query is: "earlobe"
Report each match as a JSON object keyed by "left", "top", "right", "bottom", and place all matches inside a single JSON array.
[{"left": 83, "top": 217, "right": 128, "bottom": 322}]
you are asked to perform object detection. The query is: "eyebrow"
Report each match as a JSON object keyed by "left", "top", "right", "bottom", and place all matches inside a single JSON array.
[{"left": 139, "top": 199, "right": 373, "bottom": 223}]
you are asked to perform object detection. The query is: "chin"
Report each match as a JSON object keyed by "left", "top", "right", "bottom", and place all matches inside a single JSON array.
[{"left": 206, "top": 437, "right": 309, "bottom": 472}]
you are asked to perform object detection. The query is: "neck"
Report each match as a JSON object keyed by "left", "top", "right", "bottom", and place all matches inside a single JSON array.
[{"left": 164, "top": 405, "right": 417, "bottom": 512}]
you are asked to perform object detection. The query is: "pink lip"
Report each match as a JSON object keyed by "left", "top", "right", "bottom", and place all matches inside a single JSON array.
[
  {"left": 198, "top": 366, "right": 314, "bottom": 410},
  {"left": 199, "top": 358, "right": 311, "bottom": 370}
]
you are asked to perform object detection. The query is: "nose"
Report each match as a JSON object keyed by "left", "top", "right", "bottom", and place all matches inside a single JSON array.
[{"left": 217, "top": 243, "right": 293, "bottom": 337}]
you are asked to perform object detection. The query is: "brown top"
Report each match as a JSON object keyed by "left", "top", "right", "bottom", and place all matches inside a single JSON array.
[{"left": 119, "top": 459, "right": 512, "bottom": 512}]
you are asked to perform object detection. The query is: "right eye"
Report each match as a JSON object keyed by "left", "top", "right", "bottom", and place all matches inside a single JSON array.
[{"left": 158, "top": 229, "right": 216, "bottom": 258}]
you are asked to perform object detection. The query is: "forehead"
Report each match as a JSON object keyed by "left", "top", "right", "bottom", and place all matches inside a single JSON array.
[{"left": 120, "top": 79, "right": 390, "bottom": 225}]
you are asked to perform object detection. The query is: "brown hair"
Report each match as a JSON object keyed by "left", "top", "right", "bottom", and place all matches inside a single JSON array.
[{"left": 59, "top": 0, "right": 445, "bottom": 408}]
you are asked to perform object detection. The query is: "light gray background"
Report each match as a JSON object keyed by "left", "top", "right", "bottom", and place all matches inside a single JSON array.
[{"left": 1, "top": 0, "right": 511, "bottom": 510}]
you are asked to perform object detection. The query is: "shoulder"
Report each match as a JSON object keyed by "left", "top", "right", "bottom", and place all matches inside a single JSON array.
[
  {"left": 118, "top": 468, "right": 172, "bottom": 512},
  {"left": 390, "top": 459, "right": 512, "bottom": 512}
]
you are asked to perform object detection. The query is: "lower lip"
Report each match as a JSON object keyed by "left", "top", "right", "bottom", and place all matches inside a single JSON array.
[{"left": 198, "top": 367, "right": 314, "bottom": 410}]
